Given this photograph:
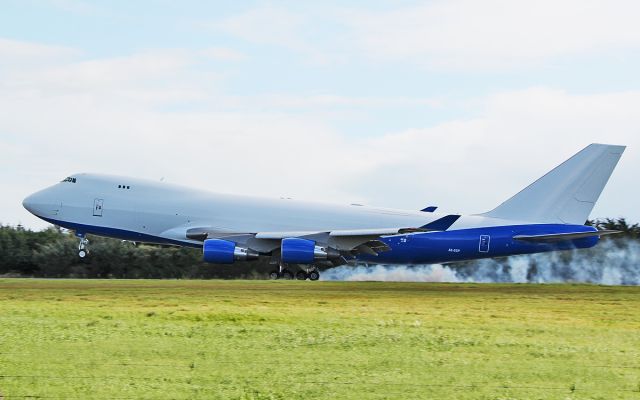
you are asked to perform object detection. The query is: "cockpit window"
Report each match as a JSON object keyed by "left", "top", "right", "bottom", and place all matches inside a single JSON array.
[{"left": 61, "top": 177, "right": 77, "bottom": 183}]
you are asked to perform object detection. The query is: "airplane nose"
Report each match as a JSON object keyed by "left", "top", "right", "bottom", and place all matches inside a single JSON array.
[
  {"left": 22, "top": 190, "right": 61, "bottom": 217},
  {"left": 22, "top": 193, "right": 36, "bottom": 214}
]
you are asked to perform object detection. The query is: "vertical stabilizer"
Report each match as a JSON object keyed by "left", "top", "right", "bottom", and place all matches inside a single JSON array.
[{"left": 482, "top": 143, "right": 625, "bottom": 224}]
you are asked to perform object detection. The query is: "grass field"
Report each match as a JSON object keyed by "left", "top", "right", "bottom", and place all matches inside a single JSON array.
[{"left": 0, "top": 279, "right": 639, "bottom": 399}]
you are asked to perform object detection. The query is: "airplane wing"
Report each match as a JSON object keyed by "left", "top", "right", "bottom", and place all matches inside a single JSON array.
[
  {"left": 185, "top": 227, "right": 405, "bottom": 253},
  {"left": 180, "top": 215, "right": 461, "bottom": 266}
]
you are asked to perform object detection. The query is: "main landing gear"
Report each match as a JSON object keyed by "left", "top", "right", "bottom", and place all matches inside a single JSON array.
[
  {"left": 269, "top": 264, "right": 320, "bottom": 281},
  {"left": 307, "top": 269, "right": 320, "bottom": 281},
  {"left": 77, "top": 234, "right": 89, "bottom": 258}
]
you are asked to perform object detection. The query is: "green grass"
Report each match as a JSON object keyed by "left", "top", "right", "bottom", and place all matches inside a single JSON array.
[{"left": 0, "top": 279, "right": 639, "bottom": 399}]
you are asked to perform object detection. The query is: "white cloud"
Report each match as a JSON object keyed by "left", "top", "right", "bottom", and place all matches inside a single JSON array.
[
  {"left": 28, "top": 50, "right": 192, "bottom": 87},
  {"left": 342, "top": 0, "right": 640, "bottom": 69},
  {"left": 2, "top": 49, "right": 216, "bottom": 109},
  {"left": 347, "top": 87, "right": 640, "bottom": 218},
  {"left": 200, "top": 47, "right": 248, "bottom": 62},
  {"left": 240, "top": 94, "right": 441, "bottom": 109},
  {"left": 213, "top": 6, "right": 342, "bottom": 65},
  {"left": 46, "top": 0, "right": 103, "bottom": 15},
  {"left": 0, "top": 38, "right": 78, "bottom": 65},
  {"left": 216, "top": 7, "right": 305, "bottom": 48},
  {"left": 207, "top": 1, "right": 640, "bottom": 69}
]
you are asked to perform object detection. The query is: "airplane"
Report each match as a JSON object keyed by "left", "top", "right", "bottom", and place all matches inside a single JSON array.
[{"left": 22, "top": 143, "right": 625, "bottom": 281}]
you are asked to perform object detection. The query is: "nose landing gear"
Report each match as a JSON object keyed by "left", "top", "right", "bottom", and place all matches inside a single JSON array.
[{"left": 77, "top": 234, "right": 89, "bottom": 258}]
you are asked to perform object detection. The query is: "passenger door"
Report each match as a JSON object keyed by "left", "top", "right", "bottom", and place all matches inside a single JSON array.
[
  {"left": 479, "top": 235, "right": 490, "bottom": 253},
  {"left": 93, "top": 198, "right": 104, "bottom": 217}
]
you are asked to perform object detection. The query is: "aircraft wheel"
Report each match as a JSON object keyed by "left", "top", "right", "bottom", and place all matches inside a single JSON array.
[
  {"left": 78, "top": 250, "right": 88, "bottom": 258},
  {"left": 308, "top": 270, "right": 320, "bottom": 281},
  {"left": 281, "top": 269, "right": 294, "bottom": 280},
  {"left": 295, "top": 271, "right": 308, "bottom": 280},
  {"left": 269, "top": 271, "right": 280, "bottom": 280}
]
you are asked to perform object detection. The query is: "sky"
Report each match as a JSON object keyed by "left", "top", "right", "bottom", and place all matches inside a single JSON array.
[{"left": 1, "top": 0, "right": 639, "bottom": 230}]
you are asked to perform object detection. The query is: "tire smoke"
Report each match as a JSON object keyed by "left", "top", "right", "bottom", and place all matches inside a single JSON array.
[{"left": 322, "top": 239, "right": 640, "bottom": 285}]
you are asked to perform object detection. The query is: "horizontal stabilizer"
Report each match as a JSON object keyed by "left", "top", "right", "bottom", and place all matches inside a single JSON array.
[{"left": 513, "top": 230, "right": 620, "bottom": 243}]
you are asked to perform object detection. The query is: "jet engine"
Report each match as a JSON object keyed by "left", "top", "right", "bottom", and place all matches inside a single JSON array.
[
  {"left": 281, "top": 238, "right": 340, "bottom": 264},
  {"left": 203, "top": 239, "right": 259, "bottom": 264}
]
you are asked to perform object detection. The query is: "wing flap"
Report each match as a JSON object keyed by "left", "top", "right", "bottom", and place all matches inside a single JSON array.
[
  {"left": 255, "top": 231, "right": 323, "bottom": 239},
  {"left": 330, "top": 227, "right": 422, "bottom": 236},
  {"left": 256, "top": 227, "right": 429, "bottom": 238},
  {"left": 354, "top": 240, "right": 392, "bottom": 256}
]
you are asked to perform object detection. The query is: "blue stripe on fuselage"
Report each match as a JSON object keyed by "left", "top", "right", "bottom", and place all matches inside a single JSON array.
[{"left": 39, "top": 217, "right": 599, "bottom": 264}]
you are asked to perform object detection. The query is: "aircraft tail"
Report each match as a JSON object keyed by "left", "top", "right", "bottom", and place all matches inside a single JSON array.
[{"left": 481, "top": 143, "right": 626, "bottom": 225}]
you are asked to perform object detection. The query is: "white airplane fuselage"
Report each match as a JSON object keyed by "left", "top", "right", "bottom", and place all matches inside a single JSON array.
[{"left": 23, "top": 173, "right": 516, "bottom": 244}]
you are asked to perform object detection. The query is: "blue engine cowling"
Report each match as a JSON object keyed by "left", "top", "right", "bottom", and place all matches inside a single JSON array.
[
  {"left": 281, "top": 238, "right": 315, "bottom": 264},
  {"left": 203, "top": 239, "right": 259, "bottom": 264},
  {"left": 281, "top": 238, "right": 340, "bottom": 264}
]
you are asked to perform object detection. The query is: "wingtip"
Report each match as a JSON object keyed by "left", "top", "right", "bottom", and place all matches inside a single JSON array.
[{"left": 589, "top": 143, "right": 627, "bottom": 153}]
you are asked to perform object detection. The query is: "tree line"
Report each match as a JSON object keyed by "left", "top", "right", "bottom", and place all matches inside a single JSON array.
[
  {"left": 0, "top": 225, "right": 273, "bottom": 279},
  {"left": 0, "top": 218, "right": 637, "bottom": 279}
]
